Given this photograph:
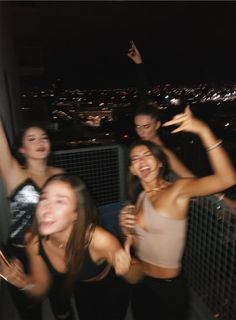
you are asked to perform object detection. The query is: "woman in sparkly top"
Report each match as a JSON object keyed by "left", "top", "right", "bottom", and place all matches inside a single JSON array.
[{"left": 0, "top": 118, "right": 76, "bottom": 320}]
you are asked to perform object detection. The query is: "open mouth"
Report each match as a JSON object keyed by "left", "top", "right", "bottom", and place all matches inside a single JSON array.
[{"left": 140, "top": 166, "right": 150, "bottom": 178}]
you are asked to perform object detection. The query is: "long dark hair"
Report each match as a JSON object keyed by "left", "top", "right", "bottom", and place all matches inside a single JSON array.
[
  {"left": 13, "top": 123, "right": 52, "bottom": 166},
  {"left": 33, "top": 174, "right": 99, "bottom": 279},
  {"left": 128, "top": 140, "right": 170, "bottom": 202}
]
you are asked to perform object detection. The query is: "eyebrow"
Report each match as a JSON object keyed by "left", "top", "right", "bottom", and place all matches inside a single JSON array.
[{"left": 40, "top": 192, "right": 70, "bottom": 200}]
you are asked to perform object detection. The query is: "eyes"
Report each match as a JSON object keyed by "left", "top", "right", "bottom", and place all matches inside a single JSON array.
[
  {"left": 130, "top": 152, "right": 153, "bottom": 163},
  {"left": 26, "top": 135, "right": 49, "bottom": 143},
  {"left": 39, "top": 196, "right": 67, "bottom": 206},
  {"left": 135, "top": 123, "right": 152, "bottom": 131}
]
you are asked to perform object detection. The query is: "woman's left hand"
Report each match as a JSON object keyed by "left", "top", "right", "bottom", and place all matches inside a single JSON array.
[{"left": 113, "top": 236, "right": 132, "bottom": 276}]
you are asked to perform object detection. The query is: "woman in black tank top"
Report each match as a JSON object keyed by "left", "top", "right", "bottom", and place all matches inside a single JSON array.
[{"left": 0, "top": 174, "right": 132, "bottom": 320}]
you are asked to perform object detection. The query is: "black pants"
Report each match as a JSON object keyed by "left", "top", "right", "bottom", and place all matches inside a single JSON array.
[
  {"left": 6, "top": 242, "right": 74, "bottom": 320},
  {"left": 74, "top": 270, "right": 131, "bottom": 320},
  {"left": 131, "top": 274, "right": 190, "bottom": 320}
]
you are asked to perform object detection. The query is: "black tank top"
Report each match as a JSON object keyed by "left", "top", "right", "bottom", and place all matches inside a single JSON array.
[
  {"left": 39, "top": 241, "right": 107, "bottom": 281},
  {"left": 9, "top": 179, "right": 40, "bottom": 244}
]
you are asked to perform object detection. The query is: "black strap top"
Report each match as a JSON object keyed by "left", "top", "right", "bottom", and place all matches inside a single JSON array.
[
  {"left": 8, "top": 178, "right": 40, "bottom": 244},
  {"left": 39, "top": 241, "right": 107, "bottom": 281}
]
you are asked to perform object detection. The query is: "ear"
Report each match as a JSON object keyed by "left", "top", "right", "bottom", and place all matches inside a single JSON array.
[
  {"left": 155, "top": 121, "right": 161, "bottom": 130},
  {"left": 19, "top": 147, "right": 26, "bottom": 156}
]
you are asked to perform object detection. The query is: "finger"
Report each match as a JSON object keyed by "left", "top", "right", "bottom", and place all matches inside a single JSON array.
[
  {"left": 185, "top": 105, "right": 192, "bottom": 115},
  {"left": 162, "top": 116, "right": 187, "bottom": 127}
]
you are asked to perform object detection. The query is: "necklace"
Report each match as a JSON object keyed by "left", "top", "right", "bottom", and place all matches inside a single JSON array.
[
  {"left": 48, "top": 236, "right": 66, "bottom": 249},
  {"left": 145, "top": 187, "right": 162, "bottom": 193}
]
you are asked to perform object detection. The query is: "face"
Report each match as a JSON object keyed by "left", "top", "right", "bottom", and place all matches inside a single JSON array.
[
  {"left": 129, "top": 145, "right": 163, "bottom": 183},
  {"left": 20, "top": 127, "right": 50, "bottom": 160},
  {"left": 36, "top": 180, "right": 77, "bottom": 236},
  {"left": 134, "top": 114, "right": 160, "bottom": 141}
]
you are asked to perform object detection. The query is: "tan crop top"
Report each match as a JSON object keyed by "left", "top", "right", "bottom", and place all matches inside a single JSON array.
[{"left": 135, "top": 192, "right": 187, "bottom": 269}]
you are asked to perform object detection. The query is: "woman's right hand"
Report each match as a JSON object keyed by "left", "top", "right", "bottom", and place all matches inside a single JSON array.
[
  {"left": 0, "top": 257, "right": 28, "bottom": 289},
  {"left": 119, "top": 203, "right": 137, "bottom": 236}
]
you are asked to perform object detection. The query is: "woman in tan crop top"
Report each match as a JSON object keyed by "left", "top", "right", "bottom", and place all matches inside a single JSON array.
[{"left": 120, "top": 106, "right": 236, "bottom": 320}]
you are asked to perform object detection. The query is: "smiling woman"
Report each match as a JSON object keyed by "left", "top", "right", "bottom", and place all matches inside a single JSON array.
[
  {"left": 0, "top": 118, "right": 71, "bottom": 320},
  {"left": 120, "top": 106, "right": 236, "bottom": 320},
  {"left": 0, "top": 174, "right": 132, "bottom": 320}
]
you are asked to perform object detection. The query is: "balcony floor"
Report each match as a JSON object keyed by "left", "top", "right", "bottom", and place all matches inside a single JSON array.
[{"left": 0, "top": 280, "right": 212, "bottom": 320}]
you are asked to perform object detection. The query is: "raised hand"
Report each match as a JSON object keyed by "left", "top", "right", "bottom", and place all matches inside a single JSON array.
[
  {"left": 113, "top": 236, "right": 132, "bottom": 275},
  {"left": 162, "top": 105, "right": 205, "bottom": 135},
  {"left": 127, "top": 40, "right": 143, "bottom": 64}
]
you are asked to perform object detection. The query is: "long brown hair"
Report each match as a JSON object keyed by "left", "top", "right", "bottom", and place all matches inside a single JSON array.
[{"left": 32, "top": 174, "right": 99, "bottom": 278}]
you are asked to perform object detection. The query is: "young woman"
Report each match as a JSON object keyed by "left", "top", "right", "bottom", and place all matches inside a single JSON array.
[
  {"left": 120, "top": 106, "right": 236, "bottom": 320},
  {"left": 0, "top": 174, "right": 131, "bottom": 319},
  {"left": 0, "top": 119, "right": 71, "bottom": 320}
]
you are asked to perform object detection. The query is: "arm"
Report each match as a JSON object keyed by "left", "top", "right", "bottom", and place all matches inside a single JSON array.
[
  {"left": 127, "top": 41, "right": 148, "bottom": 98},
  {"left": 91, "top": 226, "right": 131, "bottom": 276},
  {"left": 0, "top": 235, "right": 52, "bottom": 298},
  {"left": 154, "top": 135, "right": 195, "bottom": 178},
  {"left": 0, "top": 119, "right": 25, "bottom": 193},
  {"left": 163, "top": 106, "right": 236, "bottom": 198}
]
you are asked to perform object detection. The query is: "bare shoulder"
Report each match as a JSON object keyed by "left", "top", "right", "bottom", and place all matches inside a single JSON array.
[
  {"left": 92, "top": 226, "right": 120, "bottom": 250},
  {"left": 49, "top": 166, "right": 64, "bottom": 175},
  {"left": 24, "top": 232, "right": 39, "bottom": 254}
]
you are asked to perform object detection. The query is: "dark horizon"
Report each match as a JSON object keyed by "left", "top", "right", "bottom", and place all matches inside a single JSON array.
[{"left": 9, "top": 1, "right": 236, "bottom": 88}]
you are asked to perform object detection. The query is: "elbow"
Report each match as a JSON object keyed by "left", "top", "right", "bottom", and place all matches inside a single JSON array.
[{"left": 222, "top": 173, "right": 236, "bottom": 190}]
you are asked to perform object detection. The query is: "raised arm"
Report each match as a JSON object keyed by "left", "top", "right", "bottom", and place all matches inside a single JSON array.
[
  {"left": 0, "top": 118, "right": 23, "bottom": 192},
  {"left": 153, "top": 135, "right": 195, "bottom": 178},
  {"left": 163, "top": 106, "right": 236, "bottom": 198}
]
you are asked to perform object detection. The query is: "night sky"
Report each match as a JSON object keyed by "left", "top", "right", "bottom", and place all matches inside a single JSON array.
[{"left": 10, "top": 1, "right": 236, "bottom": 88}]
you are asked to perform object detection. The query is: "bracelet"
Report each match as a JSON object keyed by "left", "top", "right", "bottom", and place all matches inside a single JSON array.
[
  {"left": 206, "top": 139, "right": 223, "bottom": 152},
  {"left": 19, "top": 283, "right": 35, "bottom": 291}
]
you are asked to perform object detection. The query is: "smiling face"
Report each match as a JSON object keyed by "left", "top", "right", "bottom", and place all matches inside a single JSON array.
[
  {"left": 36, "top": 180, "right": 78, "bottom": 237},
  {"left": 129, "top": 144, "right": 163, "bottom": 184},
  {"left": 19, "top": 127, "right": 50, "bottom": 161},
  {"left": 134, "top": 114, "right": 160, "bottom": 141}
]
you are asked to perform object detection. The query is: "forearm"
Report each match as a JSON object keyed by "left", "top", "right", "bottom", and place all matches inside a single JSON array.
[
  {"left": 198, "top": 125, "right": 236, "bottom": 187},
  {"left": 123, "top": 259, "right": 143, "bottom": 284},
  {"left": 162, "top": 147, "right": 195, "bottom": 178}
]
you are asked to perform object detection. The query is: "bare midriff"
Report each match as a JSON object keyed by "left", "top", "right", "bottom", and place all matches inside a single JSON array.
[{"left": 141, "top": 260, "right": 180, "bottom": 279}]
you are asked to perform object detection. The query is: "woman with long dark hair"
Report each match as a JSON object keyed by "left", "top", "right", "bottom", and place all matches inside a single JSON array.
[{"left": 120, "top": 107, "right": 236, "bottom": 320}]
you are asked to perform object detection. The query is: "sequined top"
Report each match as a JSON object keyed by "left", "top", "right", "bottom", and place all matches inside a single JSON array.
[{"left": 8, "top": 178, "right": 40, "bottom": 244}]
